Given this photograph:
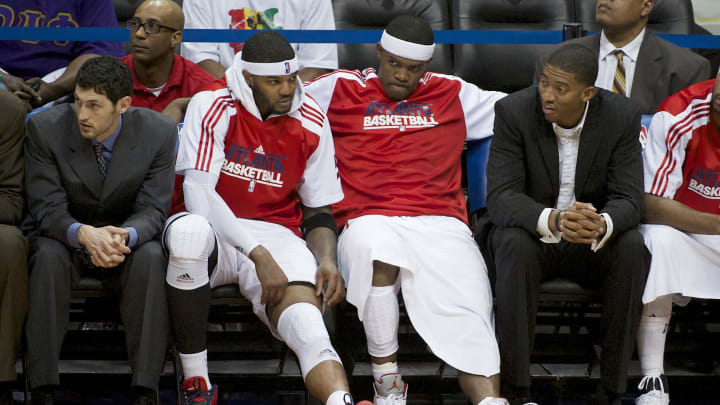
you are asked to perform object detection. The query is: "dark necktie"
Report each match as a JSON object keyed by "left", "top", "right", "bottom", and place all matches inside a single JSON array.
[
  {"left": 611, "top": 49, "right": 627, "bottom": 97},
  {"left": 93, "top": 143, "right": 106, "bottom": 181}
]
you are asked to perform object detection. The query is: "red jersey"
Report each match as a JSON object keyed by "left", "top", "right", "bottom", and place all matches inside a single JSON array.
[
  {"left": 645, "top": 79, "right": 720, "bottom": 214},
  {"left": 304, "top": 68, "right": 505, "bottom": 226},
  {"left": 122, "top": 54, "right": 216, "bottom": 113},
  {"left": 175, "top": 73, "right": 343, "bottom": 234}
]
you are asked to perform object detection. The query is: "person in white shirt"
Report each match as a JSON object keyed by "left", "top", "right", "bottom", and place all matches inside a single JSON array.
[
  {"left": 535, "top": 0, "right": 710, "bottom": 115},
  {"left": 181, "top": 0, "right": 338, "bottom": 81}
]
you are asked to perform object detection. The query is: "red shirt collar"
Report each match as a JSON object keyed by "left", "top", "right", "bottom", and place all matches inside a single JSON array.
[{"left": 127, "top": 54, "right": 185, "bottom": 94}]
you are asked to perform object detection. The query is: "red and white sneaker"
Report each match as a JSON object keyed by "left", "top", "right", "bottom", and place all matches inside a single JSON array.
[
  {"left": 180, "top": 376, "right": 218, "bottom": 405},
  {"left": 372, "top": 373, "right": 407, "bottom": 405}
]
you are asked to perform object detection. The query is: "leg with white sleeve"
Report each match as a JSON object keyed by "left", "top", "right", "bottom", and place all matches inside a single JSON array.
[
  {"left": 164, "top": 214, "right": 218, "bottom": 405},
  {"left": 364, "top": 261, "right": 404, "bottom": 405},
  {"left": 366, "top": 261, "right": 505, "bottom": 405},
  {"left": 267, "top": 285, "right": 353, "bottom": 405},
  {"left": 635, "top": 294, "right": 672, "bottom": 405}
]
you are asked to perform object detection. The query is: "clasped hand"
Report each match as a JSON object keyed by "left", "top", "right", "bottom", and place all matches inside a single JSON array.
[
  {"left": 557, "top": 202, "right": 606, "bottom": 245},
  {"left": 77, "top": 225, "right": 131, "bottom": 268}
]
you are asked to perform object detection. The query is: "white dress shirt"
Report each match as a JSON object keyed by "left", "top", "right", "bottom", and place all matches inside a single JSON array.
[
  {"left": 595, "top": 28, "right": 645, "bottom": 97},
  {"left": 536, "top": 102, "right": 614, "bottom": 251}
]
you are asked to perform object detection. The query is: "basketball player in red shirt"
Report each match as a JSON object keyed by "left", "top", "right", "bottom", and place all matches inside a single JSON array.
[{"left": 305, "top": 15, "right": 508, "bottom": 405}]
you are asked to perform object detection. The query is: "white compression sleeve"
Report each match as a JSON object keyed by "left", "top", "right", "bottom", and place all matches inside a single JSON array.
[{"left": 183, "top": 169, "right": 261, "bottom": 255}]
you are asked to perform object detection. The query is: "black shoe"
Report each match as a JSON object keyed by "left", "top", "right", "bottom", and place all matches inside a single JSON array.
[
  {"left": 130, "top": 386, "right": 157, "bottom": 405},
  {"left": 0, "top": 388, "right": 11, "bottom": 405},
  {"left": 30, "top": 388, "right": 55, "bottom": 405}
]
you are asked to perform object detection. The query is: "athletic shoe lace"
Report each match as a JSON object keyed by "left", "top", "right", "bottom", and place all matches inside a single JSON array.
[
  {"left": 637, "top": 375, "right": 666, "bottom": 394},
  {"left": 183, "top": 378, "right": 213, "bottom": 404}
]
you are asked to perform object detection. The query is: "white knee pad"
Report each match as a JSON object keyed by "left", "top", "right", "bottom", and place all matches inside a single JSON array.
[
  {"left": 642, "top": 294, "right": 673, "bottom": 318},
  {"left": 277, "top": 302, "right": 342, "bottom": 380},
  {"left": 165, "top": 214, "right": 215, "bottom": 290},
  {"left": 362, "top": 286, "right": 400, "bottom": 358}
]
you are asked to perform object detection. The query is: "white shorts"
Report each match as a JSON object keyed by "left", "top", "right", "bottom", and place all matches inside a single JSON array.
[
  {"left": 338, "top": 214, "right": 499, "bottom": 376},
  {"left": 164, "top": 212, "right": 318, "bottom": 336},
  {"left": 640, "top": 224, "right": 720, "bottom": 305}
]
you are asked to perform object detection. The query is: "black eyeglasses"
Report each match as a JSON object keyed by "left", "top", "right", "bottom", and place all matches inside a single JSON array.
[{"left": 126, "top": 18, "right": 179, "bottom": 35}]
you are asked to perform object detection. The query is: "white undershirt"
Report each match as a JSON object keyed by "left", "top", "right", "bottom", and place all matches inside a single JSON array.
[
  {"left": 146, "top": 83, "right": 167, "bottom": 97},
  {"left": 595, "top": 28, "right": 645, "bottom": 97},
  {"left": 535, "top": 102, "right": 614, "bottom": 251}
]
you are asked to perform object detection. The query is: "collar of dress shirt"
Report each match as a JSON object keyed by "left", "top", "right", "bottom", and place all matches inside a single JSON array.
[
  {"left": 92, "top": 115, "right": 122, "bottom": 152},
  {"left": 552, "top": 101, "right": 589, "bottom": 140},
  {"left": 599, "top": 27, "right": 645, "bottom": 64}
]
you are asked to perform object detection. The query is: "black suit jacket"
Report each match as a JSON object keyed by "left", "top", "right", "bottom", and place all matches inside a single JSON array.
[
  {"left": 485, "top": 87, "right": 644, "bottom": 240},
  {"left": 535, "top": 31, "right": 711, "bottom": 115},
  {"left": 24, "top": 105, "right": 177, "bottom": 247}
]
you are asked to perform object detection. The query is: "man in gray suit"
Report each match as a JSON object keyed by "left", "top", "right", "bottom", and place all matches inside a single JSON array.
[
  {"left": 24, "top": 56, "right": 176, "bottom": 405},
  {"left": 536, "top": 0, "right": 710, "bottom": 115},
  {"left": 488, "top": 44, "right": 650, "bottom": 405},
  {"left": 0, "top": 90, "right": 28, "bottom": 405}
]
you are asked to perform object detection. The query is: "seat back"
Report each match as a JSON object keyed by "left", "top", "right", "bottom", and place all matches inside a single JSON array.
[
  {"left": 332, "top": 0, "right": 453, "bottom": 73},
  {"left": 575, "top": 0, "right": 696, "bottom": 34},
  {"left": 465, "top": 137, "right": 492, "bottom": 215},
  {"left": 452, "top": 0, "right": 575, "bottom": 92}
]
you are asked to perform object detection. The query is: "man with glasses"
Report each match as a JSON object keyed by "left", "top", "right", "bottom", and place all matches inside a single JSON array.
[{"left": 123, "top": 0, "right": 216, "bottom": 124}]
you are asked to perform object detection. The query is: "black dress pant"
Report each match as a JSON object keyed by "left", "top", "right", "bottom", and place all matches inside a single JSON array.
[
  {"left": 26, "top": 236, "right": 169, "bottom": 390},
  {"left": 490, "top": 226, "right": 649, "bottom": 396}
]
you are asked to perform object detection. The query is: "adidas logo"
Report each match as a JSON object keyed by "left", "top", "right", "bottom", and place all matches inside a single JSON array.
[
  {"left": 254, "top": 145, "right": 265, "bottom": 155},
  {"left": 318, "top": 348, "right": 337, "bottom": 359},
  {"left": 176, "top": 273, "right": 194, "bottom": 283}
]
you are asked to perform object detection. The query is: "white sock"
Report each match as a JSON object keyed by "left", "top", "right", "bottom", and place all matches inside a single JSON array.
[
  {"left": 372, "top": 361, "right": 398, "bottom": 384},
  {"left": 179, "top": 350, "right": 211, "bottom": 387},
  {"left": 326, "top": 390, "right": 354, "bottom": 405},
  {"left": 638, "top": 296, "right": 672, "bottom": 376},
  {"left": 638, "top": 315, "right": 669, "bottom": 376}
]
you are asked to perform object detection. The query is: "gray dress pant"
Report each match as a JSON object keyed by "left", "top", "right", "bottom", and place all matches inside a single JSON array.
[{"left": 26, "top": 236, "right": 169, "bottom": 390}]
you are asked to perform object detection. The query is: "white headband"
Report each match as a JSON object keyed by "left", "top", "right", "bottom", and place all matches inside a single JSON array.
[
  {"left": 380, "top": 30, "right": 435, "bottom": 62},
  {"left": 241, "top": 57, "right": 299, "bottom": 76}
]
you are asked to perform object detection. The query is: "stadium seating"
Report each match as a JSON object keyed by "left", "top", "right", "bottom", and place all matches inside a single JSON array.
[
  {"left": 576, "top": 0, "right": 696, "bottom": 34},
  {"left": 332, "top": 0, "right": 453, "bottom": 73},
  {"left": 452, "top": 0, "right": 575, "bottom": 93}
]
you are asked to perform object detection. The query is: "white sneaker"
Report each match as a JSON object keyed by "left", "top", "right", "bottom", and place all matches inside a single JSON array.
[
  {"left": 635, "top": 375, "right": 670, "bottom": 405},
  {"left": 373, "top": 373, "right": 407, "bottom": 405},
  {"left": 478, "top": 398, "right": 510, "bottom": 405}
]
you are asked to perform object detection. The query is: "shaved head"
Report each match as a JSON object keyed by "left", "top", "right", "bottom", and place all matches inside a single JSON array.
[{"left": 136, "top": 0, "right": 184, "bottom": 31}]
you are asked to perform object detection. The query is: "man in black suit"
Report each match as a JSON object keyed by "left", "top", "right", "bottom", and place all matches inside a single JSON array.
[
  {"left": 535, "top": 0, "right": 710, "bottom": 115},
  {"left": 24, "top": 56, "right": 176, "bottom": 405},
  {"left": 486, "top": 44, "right": 650, "bottom": 405}
]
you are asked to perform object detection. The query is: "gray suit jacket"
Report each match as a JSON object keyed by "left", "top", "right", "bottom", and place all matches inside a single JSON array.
[
  {"left": 485, "top": 87, "right": 644, "bottom": 239},
  {"left": 24, "top": 105, "right": 177, "bottom": 247},
  {"left": 534, "top": 31, "right": 711, "bottom": 115}
]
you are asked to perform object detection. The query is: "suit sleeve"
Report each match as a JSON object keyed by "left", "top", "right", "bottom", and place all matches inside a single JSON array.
[
  {"left": 686, "top": 56, "right": 712, "bottom": 88},
  {"left": 120, "top": 118, "right": 177, "bottom": 244},
  {"left": 24, "top": 116, "right": 79, "bottom": 246},
  {"left": 0, "top": 91, "right": 26, "bottom": 225},
  {"left": 486, "top": 100, "right": 548, "bottom": 235},
  {"left": 599, "top": 105, "right": 644, "bottom": 234}
]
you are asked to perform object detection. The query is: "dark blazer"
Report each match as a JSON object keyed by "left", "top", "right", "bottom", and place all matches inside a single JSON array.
[
  {"left": 534, "top": 31, "right": 711, "bottom": 115},
  {"left": 24, "top": 105, "right": 177, "bottom": 247},
  {"left": 0, "top": 91, "right": 26, "bottom": 226},
  {"left": 485, "top": 86, "right": 644, "bottom": 240}
]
